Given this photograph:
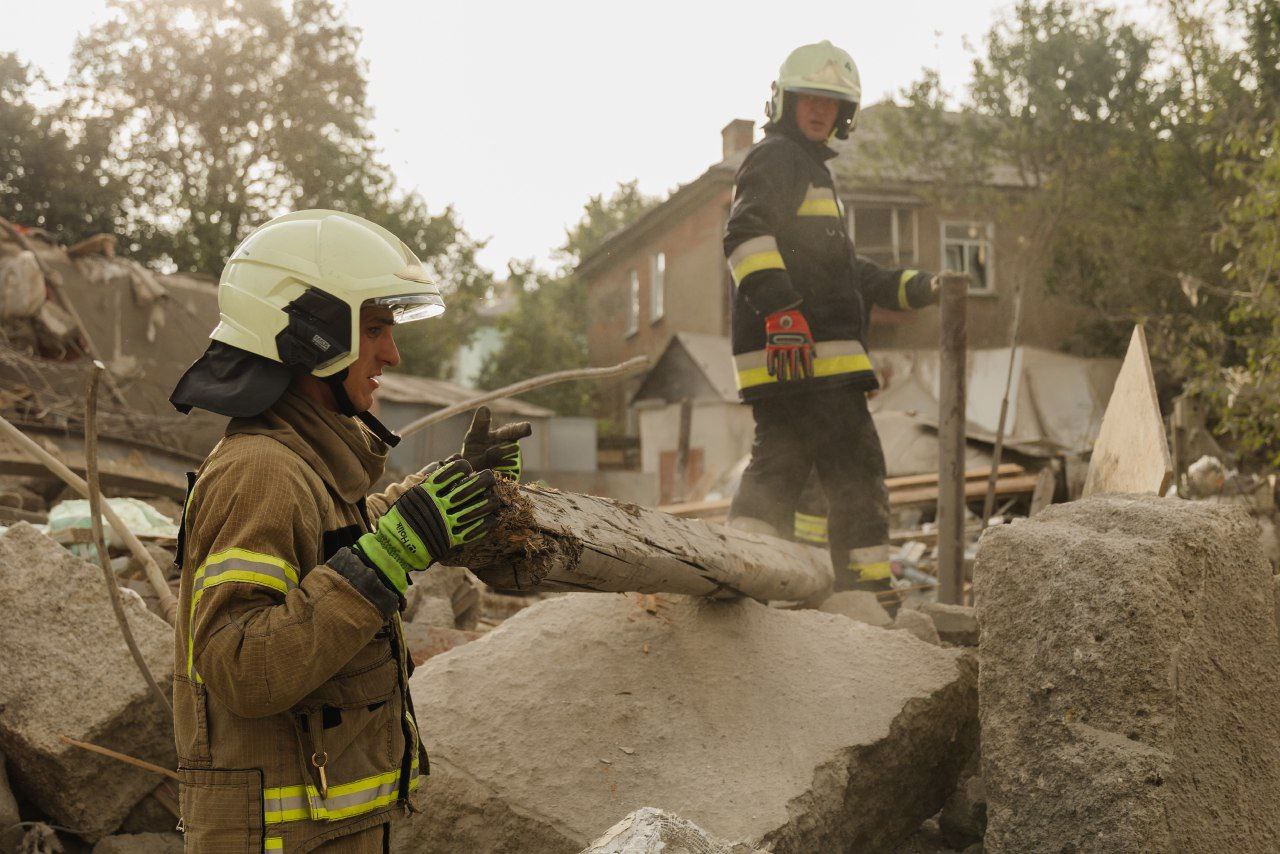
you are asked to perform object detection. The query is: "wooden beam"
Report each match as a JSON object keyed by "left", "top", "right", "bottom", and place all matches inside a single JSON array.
[{"left": 457, "top": 483, "right": 833, "bottom": 602}]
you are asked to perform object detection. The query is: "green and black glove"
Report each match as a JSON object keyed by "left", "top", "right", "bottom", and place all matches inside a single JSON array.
[
  {"left": 460, "top": 405, "right": 532, "bottom": 481},
  {"left": 352, "top": 458, "right": 499, "bottom": 598}
]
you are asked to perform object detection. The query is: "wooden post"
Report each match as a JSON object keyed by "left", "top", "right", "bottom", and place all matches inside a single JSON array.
[
  {"left": 675, "top": 398, "right": 692, "bottom": 502},
  {"left": 937, "top": 274, "right": 968, "bottom": 605}
]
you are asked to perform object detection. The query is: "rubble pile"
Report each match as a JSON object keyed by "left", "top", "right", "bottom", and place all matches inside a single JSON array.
[
  {"left": 394, "top": 593, "right": 978, "bottom": 853},
  {"left": 580, "top": 808, "right": 762, "bottom": 854},
  {"left": 975, "top": 495, "right": 1280, "bottom": 852},
  {"left": 0, "top": 523, "right": 176, "bottom": 841}
]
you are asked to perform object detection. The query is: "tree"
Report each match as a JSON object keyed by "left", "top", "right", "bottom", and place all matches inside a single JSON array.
[
  {"left": 1158, "top": 0, "right": 1280, "bottom": 465},
  {"left": 62, "top": 0, "right": 490, "bottom": 374},
  {"left": 880, "top": 0, "right": 1280, "bottom": 467},
  {"left": 876, "top": 1, "right": 1220, "bottom": 358},
  {"left": 474, "top": 181, "right": 660, "bottom": 415},
  {"left": 0, "top": 52, "right": 122, "bottom": 242}
]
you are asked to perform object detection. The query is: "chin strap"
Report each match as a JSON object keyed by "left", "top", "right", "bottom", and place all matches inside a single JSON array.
[{"left": 324, "top": 370, "right": 402, "bottom": 448}]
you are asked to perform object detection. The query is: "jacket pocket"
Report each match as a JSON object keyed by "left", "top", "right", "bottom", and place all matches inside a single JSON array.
[
  {"left": 173, "top": 676, "right": 212, "bottom": 767},
  {"left": 178, "top": 767, "right": 264, "bottom": 853},
  {"left": 289, "top": 654, "right": 401, "bottom": 821}
]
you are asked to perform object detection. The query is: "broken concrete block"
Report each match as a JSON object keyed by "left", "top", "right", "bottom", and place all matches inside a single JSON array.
[
  {"left": 407, "top": 593, "right": 456, "bottom": 630},
  {"left": 816, "top": 590, "right": 892, "bottom": 627},
  {"left": 975, "top": 496, "right": 1280, "bottom": 853},
  {"left": 402, "top": 623, "right": 481, "bottom": 666},
  {"left": 0, "top": 750, "right": 21, "bottom": 851},
  {"left": 409, "top": 564, "right": 480, "bottom": 629},
  {"left": 893, "top": 608, "right": 941, "bottom": 645},
  {"left": 939, "top": 749, "right": 985, "bottom": 850},
  {"left": 919, "top": 602, "right": 978, "bottom": 646},
  {"left": 581, "top": 807, "right": 762, "bottom": 854},
  {"left": 91, "top": 832, "right": 183, "bottom": 854},
  {"left": 396, "top": 593, "right": 976, "bottom": 853},
  {"left": 0, "top": 523, "right": 175, "bottom": 841}
]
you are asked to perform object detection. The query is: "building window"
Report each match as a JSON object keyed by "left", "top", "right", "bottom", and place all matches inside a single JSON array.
[
  {"left": 625, "top": 270, "right": 640, "bottom": 336},
  {"left": 649, "top": 251, "right": 665, "bottom": 322},
  {"left": 850, "top": 206, "right": 918, "bottom": 267},
  {"left": 941, "top": 221, "right": 994, "bottom": 293}
]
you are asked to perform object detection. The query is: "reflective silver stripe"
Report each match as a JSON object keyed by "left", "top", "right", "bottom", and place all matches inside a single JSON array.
[
  {"left": 191, "top": 557, "right": 299, "bottom": 598},
  {"left": 733, "top": 339, "right": 871, "bottom": 373},
  {"left": 728, "top": 235, "right": 780, "bottom": 271},
  {"left": 850, "top": 544, "right": 890, "bottom": 565}
]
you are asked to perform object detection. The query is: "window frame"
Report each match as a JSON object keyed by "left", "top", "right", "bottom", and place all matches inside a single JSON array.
[
  {"left": 939, "top": 220, "right": 996, "bottom": 294},
  {"left": 649, "top": 251, "right": 665, "bottom": 322},
  {"left": 848, "top": 204, "right": 919, "bottom": 267},
  {"left": 625, "top": 269, "right": 640, "bottom": 337}
]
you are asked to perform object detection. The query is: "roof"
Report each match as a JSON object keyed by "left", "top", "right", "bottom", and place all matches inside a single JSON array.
[
  {"left": 577, "top": 103, "right": 1028, "bottom": 276},
  {"left": 375, "top": 372, "right": 554, "bottom": 418},
  {"left": 831, "top": 102, "right": 1027, "bottom": 189},
  {"left": 631, "top": 333, "right": 737, "bottom": 405}
]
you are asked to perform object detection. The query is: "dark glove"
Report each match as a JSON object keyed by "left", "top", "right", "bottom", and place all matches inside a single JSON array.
[
  {"left": 352, "top": 459, "right": 499, "bottom": 596},
  {"left": 764, "top": 308, "right": 815, "bottom": 381},
  {"left": 461, "top": 405, "right": 532, "bottom": 480}
]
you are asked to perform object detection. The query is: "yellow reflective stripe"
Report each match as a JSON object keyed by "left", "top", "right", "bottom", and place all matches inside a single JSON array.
[
  {"left": 794, "top": 512, "right": 828, "bottom": 543},
  {"left": 797, "top": 198, "right": 840, "bottom": 217},
  {"left": 263, "top": 760, "right": 420, "bottom": 825},
  {"left": 264, "top": 838, "right": 283, "bottom": 851},
  {"left": 187, "top": 549, "right": 301, "bottom": 681},
  {"left": 847, "top": 544, "right": 892, "bottom": 580},
  {"left": 737, "top": 352, "right": 873, "bottom": 390},
  {"left": 898, "top": 269, "right": 919, "bottom": 310},
  {"left": 731, "top": 251, "right": 786, "bottom": 285},
  {"left": 797, "top": 185, "right": 840, "bottom": 217},
  {"left": 847, "top": 560, "right": 892, "bottom": 581}
]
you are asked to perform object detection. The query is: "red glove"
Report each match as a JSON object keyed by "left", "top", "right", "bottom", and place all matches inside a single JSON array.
[{"left": 764, "top": 309, "right": 815, "bottom": 381}]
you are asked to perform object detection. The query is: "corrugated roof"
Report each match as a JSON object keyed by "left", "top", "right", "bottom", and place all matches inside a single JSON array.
[{"left": 375, "top": 372, "right": 553, "bottom": 418}]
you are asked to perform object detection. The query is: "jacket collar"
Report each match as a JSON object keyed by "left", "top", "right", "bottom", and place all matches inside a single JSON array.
[
  {"left": 766, "top": 122, "right": 838, "bottom": 163},
  {"left": 227, "top": 388, "right": 387, "bottom": 504}
]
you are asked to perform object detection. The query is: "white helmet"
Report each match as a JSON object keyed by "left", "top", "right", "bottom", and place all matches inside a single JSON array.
[
  {"left": 172, "top": 209, "right": 444, "bottom": 423},
  {"left": 766, "top": 40, "right": 862, "bottom": 140},
  {"left": 213, "top": 209, "right": 443, "bottom": 377}
]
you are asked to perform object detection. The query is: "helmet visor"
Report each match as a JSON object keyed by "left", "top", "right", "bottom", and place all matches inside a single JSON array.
[{"left": 373, "top": 292, "right": 446, "bottom": 323}]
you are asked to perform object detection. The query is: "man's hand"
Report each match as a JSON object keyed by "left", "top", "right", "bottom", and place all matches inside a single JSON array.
[
  {"left": 764, "top": 308, "right": 816, "bottom": 381},
  {"left": 352, "top": 459, "right": 499, "bottom": 597},
  {"left": 461, "top": 406, "right": 532, "bottom": 480}
]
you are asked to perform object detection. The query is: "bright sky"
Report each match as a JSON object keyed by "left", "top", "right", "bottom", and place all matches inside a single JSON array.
[{"left": 5, "top": 0, "right": 1133, "bottom": 274}]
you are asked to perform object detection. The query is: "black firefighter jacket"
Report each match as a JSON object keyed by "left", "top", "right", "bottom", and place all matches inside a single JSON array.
[{"left": 724, "top": 123, "right": 936, "bottom": 401}]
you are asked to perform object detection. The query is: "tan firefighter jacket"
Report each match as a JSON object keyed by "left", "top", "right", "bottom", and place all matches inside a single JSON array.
[{"left": 173, "top": 389, "right": 430, "bottom": 852}]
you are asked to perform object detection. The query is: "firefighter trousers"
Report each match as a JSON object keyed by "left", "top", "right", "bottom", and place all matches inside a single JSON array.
[{"left": 729, "top": 385, "right": 890, "bottom": 588}]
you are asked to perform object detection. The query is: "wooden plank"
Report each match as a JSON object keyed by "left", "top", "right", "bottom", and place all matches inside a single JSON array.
[
  {"left": 1082, "top": 325, "right": 1172, "bottom": 497},
  {"left": 1029, "top": 466, "right": 1057, "bottom": 516},
  {"left": 456, "top": 483, "right": 833, "bottom": 602},
  {"left": 660, "top": 470, "right": 1039, "bottom": 520},
  {"left": 885, "top": 463, "right": 1024, "bottom": 491},
  {"left": 890, "top": 474, "right": 1040, "bottom": 508}
]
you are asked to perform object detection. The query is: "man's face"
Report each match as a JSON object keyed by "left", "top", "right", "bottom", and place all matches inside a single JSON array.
[
  {"left": 342, "top": 305, "right": 400, "bottom": 413},
  {"left": 795, "top": 93, "right": 840, "bottom": 142}
]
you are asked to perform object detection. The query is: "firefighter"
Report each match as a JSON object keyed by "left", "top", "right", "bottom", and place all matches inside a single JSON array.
[
  {"left": 725, "top": 41, "right": 939, "bottom": 593},
  {"left": 168, "top": 209, "right": 529, "bottom": 851}
]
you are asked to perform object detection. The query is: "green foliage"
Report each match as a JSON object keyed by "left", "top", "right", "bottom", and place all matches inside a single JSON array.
[
  {"left": 0, "top": 53, "right": 122, "bottom": 242},
  {"left": 881, "top": 0, "right": 1280, "bottom": 467},
  {"left": 474, "top": 181, "right": 660, "bottom": 415},
  {"left": 556, "top": 180, "right": 660, "bottom": 268},
  {"left": 1, "top": 0, "right": 493, "bottom": 375}
]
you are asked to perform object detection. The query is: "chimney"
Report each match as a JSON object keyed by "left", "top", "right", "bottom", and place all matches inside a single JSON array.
[{"left": 721, "top": 119, "right": 755, "bottom": 160}]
